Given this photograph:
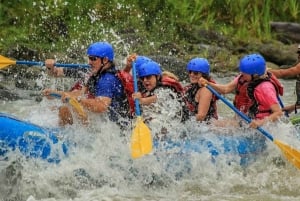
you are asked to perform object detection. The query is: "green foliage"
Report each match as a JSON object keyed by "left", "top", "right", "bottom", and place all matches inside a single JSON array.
[
  {"left": 0, "top": 0, "right": 299, "bottom": 55},
  {"left": 287, "top": 0, "right": 300, "bottom": 19}
]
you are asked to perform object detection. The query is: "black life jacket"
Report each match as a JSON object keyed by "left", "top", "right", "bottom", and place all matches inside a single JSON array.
[{"left": 183, "top": 79, "right": 218, "bottom": 121}]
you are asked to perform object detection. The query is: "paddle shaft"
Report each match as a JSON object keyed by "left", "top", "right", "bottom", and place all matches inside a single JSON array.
[
  {"left": 206, "top": 85, "right": 274, "bottom": 141},
  {"left": 16, "top": 61, "right": 90, "bottom": 68},
  {"left": 130, "top": 61, "right": 153, "bottom": 158},
  {"left": 132, "top": 62, "right": 141, "bottom": 116},
  {"left": 277, "top": 96, "right": 289, "bottom": 117},
  {"left": 49, "top": 93, "right": 70, "bottom": 103},
  {"left": 49, "top": 93, "right": 72, "bottom": 103},
  {"left": 49, "top": 93, "right": 62, "bottom": 99}
]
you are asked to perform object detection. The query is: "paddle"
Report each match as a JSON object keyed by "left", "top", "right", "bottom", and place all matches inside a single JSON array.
[
  {"left": 0, "top": 55, "right": 90, "bottom": 69},
  {"left": 130, "top": 61, "right": 152, "bottom": 158},
  {"left": 206, "top": 84, "right": 300, "bottom": 170},
  {"left": 49, "top": 93, "right": 87, "bottom": 120},
  {"left": 277, "top": 96, "right": 289, "bottom": 117}
]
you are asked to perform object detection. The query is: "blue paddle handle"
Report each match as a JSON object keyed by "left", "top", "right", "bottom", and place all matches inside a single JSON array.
[
  {"left": 16, "top": 61, "right": 90, "bottom": 68},
  {"left": 206, "top": 85, "right": 274, "bottom": 141},
  {"left": 132, "top": 61, "right": 141, "bottom": 116},
  {"left": 49, "top": 93, "right": 61, "bottom": 99},
  {"left": 49, "top": 93, "right": 71, "bottom": 102},
  {"left": 277, "top": 96, "right": 289, "bottom": 117},
  {"left": 16, "top": 61, "right": 44, "bottom": 66}
]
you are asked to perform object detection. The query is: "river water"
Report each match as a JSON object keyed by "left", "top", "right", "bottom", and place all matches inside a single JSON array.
[{"left": 1, "top": 74, "right": 300, "bottom": 201}]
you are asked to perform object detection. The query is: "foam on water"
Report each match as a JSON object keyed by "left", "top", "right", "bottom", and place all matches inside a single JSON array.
[{"left": 1, "top": 78, "right": 300, "bottom": 201}]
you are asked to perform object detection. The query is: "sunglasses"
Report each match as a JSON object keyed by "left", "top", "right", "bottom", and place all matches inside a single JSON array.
[
  {"left": 188, "top": 71, "right": 201, "bottom": 75},
  {"left": 140, "top": 75, "right": 153, "bottom": 81},
  {"left": 88, "top": 56, "right": 99, "bottom": 61}
]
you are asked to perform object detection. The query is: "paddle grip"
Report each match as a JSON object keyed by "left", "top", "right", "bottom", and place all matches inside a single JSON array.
[
  {"left": 276, "top": 96, "right": 289, "bottom": 117},
  {"left": 49, "top": 93, "right": 61, "bottom": 98},
  {"left": 16, "top": 61, "right": 90, "bottom": 68},
  {"left": 132, "top": 62, "right": 141, "bottom": 116}
]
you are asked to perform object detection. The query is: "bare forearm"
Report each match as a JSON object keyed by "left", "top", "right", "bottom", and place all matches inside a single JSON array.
[
  {"left": 266, "top": 110, "right": 283, "bottom": 122},
  {"left": 269, "top": 63, "right": 300, "bottom": 78},
  {"left": 81, "top": 98, "right": 110, "bottom": 113},
  {"left": 140, "top": 95, "right": 157, "bottom": 105},
  {"left": 209, "top": 82, "right": 232, "bottom": 94},
  {"left": 283, "top": 104, "right": 300, "bottom": 114}
]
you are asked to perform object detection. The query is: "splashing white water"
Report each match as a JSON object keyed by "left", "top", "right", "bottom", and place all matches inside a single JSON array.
[{"left": 1, "top": 74, "right": 300, "bottom": 200}]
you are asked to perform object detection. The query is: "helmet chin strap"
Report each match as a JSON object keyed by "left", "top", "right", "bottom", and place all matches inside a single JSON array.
[
  {"left": 251, "top": 74, "right": 261, "bottom": 81},
  {"left": 95, "top": 58, "right": 110, "bottom": 75}
]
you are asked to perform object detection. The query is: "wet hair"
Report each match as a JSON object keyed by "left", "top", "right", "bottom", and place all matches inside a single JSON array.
[{"left": 202, "top": 73, "right": 211, "bottom": 81}]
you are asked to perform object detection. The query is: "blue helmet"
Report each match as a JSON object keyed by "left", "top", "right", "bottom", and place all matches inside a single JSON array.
[
  {"left": 87, "top": 42, "right": 114, "bottom": 61},
  {"left": 187, "top": 58, "right": 210, "bottom": 74},
  {"left": 138, "top": 61, "right": 162, "bottom": 77},
  {"left": 239, "top": 53, "right": 266, "bottom": 76},
  {"left": 135, "top": 56, "right": 152, "bottom": 71}
]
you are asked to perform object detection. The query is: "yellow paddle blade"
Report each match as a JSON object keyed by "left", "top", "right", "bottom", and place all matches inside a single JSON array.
[
  {"left": 274, "top": 139, "right": 300, "bottom": 170},
  {"left": 131, "top": 117, "right": 152, "bottom": 159},
  {"left": 68, "top": 98, "right": 87, "bottom": 120},
  {"left": 0, "top": 55, "right": 16, "bottom": 69}
]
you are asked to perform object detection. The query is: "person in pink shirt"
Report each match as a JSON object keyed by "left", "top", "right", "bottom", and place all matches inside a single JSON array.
[
  {"left": 251, "top": 81, "right": 280, "bottom": 119},
  {"left": 238, "top": 54, "right": 283, "bottom": 128},
  {"left": 199, "top": 53, "right": 283, "bottom": 128}
]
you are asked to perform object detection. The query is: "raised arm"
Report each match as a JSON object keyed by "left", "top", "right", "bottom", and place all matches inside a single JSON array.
[
  {"left": 269, "top": 62, "right": 300, "bottom": 78},
  {"left": 199, "top": 77, "right": 237, "bottom": 94}
]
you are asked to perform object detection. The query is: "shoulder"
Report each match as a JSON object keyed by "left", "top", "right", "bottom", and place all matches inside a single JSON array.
[
  {"left": 97, "top": 73, "right": 122, "bottom": 89},
  {"left": 101, "top": 72, "right": 119, "bottom": 82},
  {"left": 258, "top": 81, "right": 275, "bottom": 88},
  {"left": 117, "top": 70, "right": 132, "bottom": 79},
  {"left": 196, "top": 86, "right": 212, "bottom": 97},
  {"left": 255, "top": 81, "right": 276, "bottom": 94},
  {"left": 254, "top": 81, "right": 278, "bottom": 103}
]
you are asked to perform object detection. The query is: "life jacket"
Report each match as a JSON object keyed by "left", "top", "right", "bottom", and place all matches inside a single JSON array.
[
  {"left": 161, "top": 76, "right": 184, "bottom": 93},
  {"left": 70, "top": 80, "right": 83, "bottom": 91},
  {"left": 233, "top": 74, "right": 253, "bottom": 114},
  {"left": 183, "top": 79, "right": 218, "bottom": 121},
  {"left": 69, "top": 78, "right": 95, "bottom": 99},
  {"left": 247, "top": 72, "right": 284, "bottom": 118},
  {"left": 69, "top": 68, "right": 133, "bottom": 117},
  {"left": 116, "top": 70, "right": 135, "bottom": 116}
]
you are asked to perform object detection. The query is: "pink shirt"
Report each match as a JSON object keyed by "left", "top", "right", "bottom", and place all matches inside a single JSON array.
[{"left": 254, "top": 82, "right": 278, "bottom": 119}]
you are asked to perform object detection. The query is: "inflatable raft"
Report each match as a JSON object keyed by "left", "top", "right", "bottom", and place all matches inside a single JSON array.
[
  {"left": 154, "top": 133, "right": 266, "bottom": 166},
  {"left": 0, "top": 112, "right": 266, "bottom": 165},
  {"left": 0, "top": 112, "right": 68, "bottom": 163}
]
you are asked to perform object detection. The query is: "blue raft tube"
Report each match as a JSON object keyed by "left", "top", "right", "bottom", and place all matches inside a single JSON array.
[
  {"left": 0, "top": 112, "right": 68, "bottom": 163},
  {"left": 153, "top": 133, "right": 267, "bottom": 167},
  {"left": 1, "top": 112, "right": 267, "bottom": 166}
]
